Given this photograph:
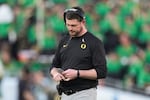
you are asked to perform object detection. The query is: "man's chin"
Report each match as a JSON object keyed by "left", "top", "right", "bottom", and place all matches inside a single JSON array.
[{"left": 69, "top": 33, "right": 76, "bottom": 36}]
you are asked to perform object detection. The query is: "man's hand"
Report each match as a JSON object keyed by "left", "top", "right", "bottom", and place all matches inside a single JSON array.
[
  {"left": 51, "top": 68, "right": 66, "bottom": 82},
  {"left": 62, "top": 69, "right": 78, "bottom": 81},
  {"left": 52, "top": 72, "right": 66, "bottom": 82}
]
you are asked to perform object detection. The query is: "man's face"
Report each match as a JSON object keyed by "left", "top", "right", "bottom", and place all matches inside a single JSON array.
[{"left": 66, "top": 19, "right": 83, "bottom": 37}]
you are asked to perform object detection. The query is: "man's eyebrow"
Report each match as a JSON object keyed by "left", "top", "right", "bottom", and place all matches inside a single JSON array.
[{"left": 66, "top": 24, "right": 77, "bottom": 26}]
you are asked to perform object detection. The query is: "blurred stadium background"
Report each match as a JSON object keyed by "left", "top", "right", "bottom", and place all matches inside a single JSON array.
[{"left": 0, "top": 0, "right": 150, "bottom": 100}]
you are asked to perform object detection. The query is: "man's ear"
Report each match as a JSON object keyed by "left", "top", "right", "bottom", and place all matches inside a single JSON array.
[{"left": 82, "top": 20, "right": 86, "bottom": 25}]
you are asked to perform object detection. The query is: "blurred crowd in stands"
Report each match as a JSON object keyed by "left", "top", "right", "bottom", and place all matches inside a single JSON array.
[{"left": 0, "top": 0, "right": 150, "bottom": 99}]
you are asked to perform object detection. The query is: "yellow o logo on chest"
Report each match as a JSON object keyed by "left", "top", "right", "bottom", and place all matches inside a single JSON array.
[{"left": 80, "top": 43, "right": 86, "bottom": 49}]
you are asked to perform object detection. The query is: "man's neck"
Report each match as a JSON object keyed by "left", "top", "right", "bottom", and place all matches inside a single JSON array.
[{"left": 78, "top": 27, "right": 87, "bottom": 37}]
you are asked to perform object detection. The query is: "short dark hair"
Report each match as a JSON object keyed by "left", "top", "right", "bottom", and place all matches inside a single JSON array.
[{"left": 63, "top": 6, "right": 85, "bottom": 23}]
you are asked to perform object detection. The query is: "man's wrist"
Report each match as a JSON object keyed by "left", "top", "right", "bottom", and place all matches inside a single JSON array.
[{"left": 77, "top": 70, "right": 80, "bottom": 78}]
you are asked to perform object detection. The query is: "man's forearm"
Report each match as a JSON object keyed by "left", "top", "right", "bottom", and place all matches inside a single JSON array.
[{"left": 79, "top": 69, "right": 97, "bottom": 80}]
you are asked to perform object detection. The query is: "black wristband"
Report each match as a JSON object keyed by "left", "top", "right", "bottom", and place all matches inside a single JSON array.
[{"left": 77, "top": 70, "right": 80, "bottom": 78}]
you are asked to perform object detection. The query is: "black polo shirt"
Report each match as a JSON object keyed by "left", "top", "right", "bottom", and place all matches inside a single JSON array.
[{"left": 51, "top": 32, "right": 107, "bottom": 91}]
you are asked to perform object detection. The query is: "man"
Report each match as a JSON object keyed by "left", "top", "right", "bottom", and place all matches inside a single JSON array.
[{"left": 50, "top": 6, "right": 107, "bottom": 100}]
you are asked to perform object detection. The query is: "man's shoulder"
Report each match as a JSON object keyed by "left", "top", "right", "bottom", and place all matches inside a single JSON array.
[
  {"left": 86, "top": 32, "right": 102, "bottom": 42},
  {"left": 60, "top": 34, "right": 70, "bottom": 42}
]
